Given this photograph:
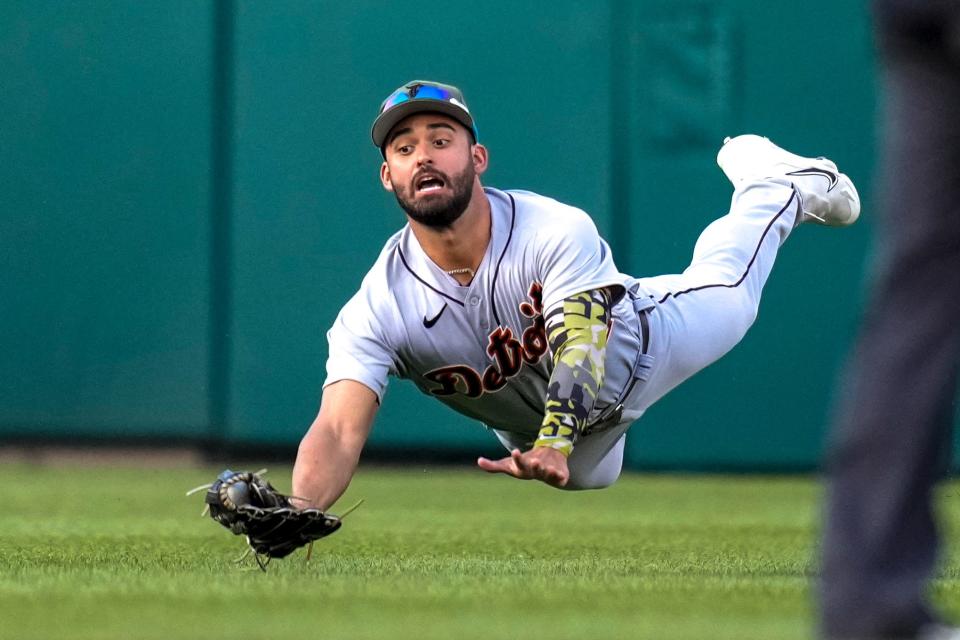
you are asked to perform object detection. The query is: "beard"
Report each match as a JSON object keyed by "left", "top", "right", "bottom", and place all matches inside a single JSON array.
[{"left": 391, "top": 162, "right": 475, "bottom": 229}]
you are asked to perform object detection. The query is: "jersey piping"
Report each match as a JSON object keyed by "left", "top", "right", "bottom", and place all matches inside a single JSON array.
[
  {"left": 656, "top": 189, "right": 798, "bottom": 304},
  {"left": 490, "top": 192, "right": 518, "bottom": 326},
  {"left": 396, "top": 245, "right": 466, "bottom": 307}
]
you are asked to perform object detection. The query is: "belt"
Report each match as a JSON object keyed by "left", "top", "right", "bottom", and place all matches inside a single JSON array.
[
  {"left": 639, "top": 306, "right": 650, "bottom": 354},
  {"left": 581, "top": 294, "right": 656, "bottom": 437}
]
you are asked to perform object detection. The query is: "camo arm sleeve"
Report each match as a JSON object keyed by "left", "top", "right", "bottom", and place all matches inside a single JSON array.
[{"left": 533, "top": 287, "right": 613, "bottom": 457}]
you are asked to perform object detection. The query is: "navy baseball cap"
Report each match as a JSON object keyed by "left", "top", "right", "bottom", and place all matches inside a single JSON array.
[{"left": 371, "top": 80, "right": 478, "bottom": 150}]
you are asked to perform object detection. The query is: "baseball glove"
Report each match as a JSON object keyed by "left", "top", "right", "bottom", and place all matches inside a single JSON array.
[{"left": 187, "top": 469, "right": 356, "bottom": 570}]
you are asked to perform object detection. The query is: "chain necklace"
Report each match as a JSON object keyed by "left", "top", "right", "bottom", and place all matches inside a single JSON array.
[{"left": 445, "top": 267, "right": 476, "bottom": 277}]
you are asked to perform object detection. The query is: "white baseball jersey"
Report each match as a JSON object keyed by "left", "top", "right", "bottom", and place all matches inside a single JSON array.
[
  {"left": 324, "top": 171, "right": 810, "bottom": 490},
  {"left": 325, "top": 187, "right": 649, "bottom": 438}
]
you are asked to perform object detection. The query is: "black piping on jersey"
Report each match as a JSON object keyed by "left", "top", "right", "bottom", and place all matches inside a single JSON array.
[
  {"left": 396, "top": 246, "right": 466, "bottom": 307},
  {"left": 489, "top": 193, "right": 541, "bottom": 414},
  {"left": 583, "top": 193, "right": 794, "bottom": 434},
  {"left": 655, "top": 189, "right": 799, "bottom": 305},
  {"left": 489, "top": 192, "right": 517, "bottom": 326}
]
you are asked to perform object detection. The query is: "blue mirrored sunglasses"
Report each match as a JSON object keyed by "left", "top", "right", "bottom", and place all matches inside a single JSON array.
[{"left": 380, "top": 84, "right": 456, "bottom": 112}]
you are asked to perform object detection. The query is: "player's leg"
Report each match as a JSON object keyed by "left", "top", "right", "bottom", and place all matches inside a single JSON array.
[
  {"left": 627, "top": 139, "right": 859, "bottom": 411},
  {"left": 491, "top": 423, "right": 628, "bottom": 490},
  {"left": 489, "top": 139, "right": 860, "bottom": 491},
  {"left": 633, "top": 178, "right": 799, "bottom": 398},
  {"left": 564, "top": 424, "right": 628, "bottom": 489}
]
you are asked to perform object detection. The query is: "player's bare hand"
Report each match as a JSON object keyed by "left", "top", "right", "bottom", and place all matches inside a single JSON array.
[{"left": 476, "top": 447, "right": 569, "bottom": 488}]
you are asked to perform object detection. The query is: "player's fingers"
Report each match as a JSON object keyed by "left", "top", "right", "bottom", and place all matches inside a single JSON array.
[
  {"left": 510, "top": 449, "right": 532, "bottom": 477},
  {"left": 535, "top": 463, "right": 555, "bottom": 483},
  {"left": 476, "top": 456, "right": 506, "bottom": 472},
  {"left": 544, "top": 466, "right": 568, "bottom": 488},
  {"left": 477, "top": 456, "right": 521, "bottom": 477},
  {"left": 529, "top": 458, "right": 543, "bottom": 476}
]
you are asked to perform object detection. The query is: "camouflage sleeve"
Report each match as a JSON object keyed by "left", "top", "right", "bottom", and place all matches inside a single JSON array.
[{"left": 533, "top": 288, "right": 613, "bottom": 457}]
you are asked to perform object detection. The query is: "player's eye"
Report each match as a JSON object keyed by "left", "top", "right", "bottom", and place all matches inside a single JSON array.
[
  {"left": 433, "top": 138, "right": 449, "bottom": 148},
  {"left": 396, "top": 144, "right": 413, "bottom": 155}
]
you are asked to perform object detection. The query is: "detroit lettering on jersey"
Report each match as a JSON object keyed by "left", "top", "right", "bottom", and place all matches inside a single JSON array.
[
  {"left": 424, "top": 282, "right": 549, "bottom": 397},
  {"left": 323, "top": 188, "right": 645, "bottom": 436}
]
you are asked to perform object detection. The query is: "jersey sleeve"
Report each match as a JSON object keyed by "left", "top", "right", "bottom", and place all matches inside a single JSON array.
[
  {"left": 323, "top": 281, "right": 398, "bottom": 404},
  {"left": 536, "top": 207, "right": 626, "bottom": 312}
]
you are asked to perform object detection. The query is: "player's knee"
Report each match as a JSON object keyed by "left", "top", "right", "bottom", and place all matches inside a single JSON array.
[
  {"left": 562, "top": 465, "right": 622, "bottom": 491},
  {"left": 562, "top": 432, "right": 626, "bottom": 490},
  {"left": 561, "top": 476, "right": 618, "bottom": 491},
  {"left": 727, "top": 295, "right": 759, "bottom": 343},
  {"left": 738, "top": 302, "right": 759, "bottom": 335}
]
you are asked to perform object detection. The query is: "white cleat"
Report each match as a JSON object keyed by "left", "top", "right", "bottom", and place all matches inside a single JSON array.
[{"left": 717, "top": 134, "right": 860, "bottom": 227}]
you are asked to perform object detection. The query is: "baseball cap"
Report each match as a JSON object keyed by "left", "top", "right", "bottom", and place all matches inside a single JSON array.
[{"left": 371, "top": 80, "right": 478, "bottom": 150}]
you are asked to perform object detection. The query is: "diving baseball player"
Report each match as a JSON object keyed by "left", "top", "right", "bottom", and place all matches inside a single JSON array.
[{"left": 290, "top": 80, "right": 860, "bottom": 510}]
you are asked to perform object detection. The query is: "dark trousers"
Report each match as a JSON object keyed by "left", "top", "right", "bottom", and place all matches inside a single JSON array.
[{"left": 819, "top": 3, "right": 960, "bottom": 637}]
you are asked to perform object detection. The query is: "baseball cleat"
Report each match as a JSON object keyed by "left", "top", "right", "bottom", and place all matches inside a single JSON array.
[{"left": 717, "top": 134, "right": 860, "bottom": 227}]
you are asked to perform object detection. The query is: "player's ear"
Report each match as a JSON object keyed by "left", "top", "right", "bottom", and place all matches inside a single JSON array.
[
  {"left": 379, "top": 161, "right": 394, "bottom": 192},
  {"left": 472, "top": 143, "right": 489, "bottom": 176}
]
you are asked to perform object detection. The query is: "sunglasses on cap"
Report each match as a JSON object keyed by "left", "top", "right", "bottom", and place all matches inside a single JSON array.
[
  {"left": 380, "top": 83, "right": 459, "bottom": 111},
  {"left": 371, "top": 80, "right": 478, "bottom": 149}
]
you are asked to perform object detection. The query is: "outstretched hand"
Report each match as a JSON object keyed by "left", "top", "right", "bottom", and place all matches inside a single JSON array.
[{"left": 477, "top": 447, "right": 569, "bottom": 488}]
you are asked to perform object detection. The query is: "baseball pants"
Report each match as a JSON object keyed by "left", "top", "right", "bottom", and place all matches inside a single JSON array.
[{"left": 496, "top": 179, "right": 803, "bottom": 489}]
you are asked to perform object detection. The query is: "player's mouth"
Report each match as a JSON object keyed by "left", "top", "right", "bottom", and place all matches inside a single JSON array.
[{"left": 414, "top": 173, "right": 446, "bottom": 195}]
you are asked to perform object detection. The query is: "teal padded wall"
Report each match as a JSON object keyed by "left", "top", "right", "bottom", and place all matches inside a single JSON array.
[
  {"left": 615, "top": 1, "right": 876, "bottom": 468},
  {"left": 0, "top": 1, "right": 213, "bottom": 438},
  {"left": 0, "top": 1, "right": 889, "bottom": 469}
]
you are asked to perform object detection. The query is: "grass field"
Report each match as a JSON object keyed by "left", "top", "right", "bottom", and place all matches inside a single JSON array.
[{"left": 2, "top": 463, "right": 960, "bottom": 640}]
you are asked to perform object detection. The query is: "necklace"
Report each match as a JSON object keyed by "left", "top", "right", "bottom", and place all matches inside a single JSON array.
[{"left": 445, "top": 267, "right": 475, "bottom": 277}]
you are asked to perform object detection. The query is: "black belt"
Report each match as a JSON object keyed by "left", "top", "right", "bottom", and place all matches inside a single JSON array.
[
  {"left": 581, "top": 303, "right": 654, "bottom": 437},
  {"left": 639, "top": 305, "right": 650, "bottom": 354}
]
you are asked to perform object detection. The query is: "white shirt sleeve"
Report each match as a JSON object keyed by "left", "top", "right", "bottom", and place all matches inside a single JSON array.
[
  {"left": 323, "top": 280, "right": 397, "bottom": 403},
  {"left": 536, "top": 206, "right": 626, "bottom": 312}
]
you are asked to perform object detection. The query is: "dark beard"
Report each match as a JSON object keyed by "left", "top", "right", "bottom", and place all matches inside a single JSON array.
[{"left": 392, "top": 163, "right": 475, "bottom": 229}]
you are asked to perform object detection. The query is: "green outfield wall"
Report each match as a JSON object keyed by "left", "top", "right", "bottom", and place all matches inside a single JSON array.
[{"left": 1, "top": 1, "right": 884, "bottom": 469}]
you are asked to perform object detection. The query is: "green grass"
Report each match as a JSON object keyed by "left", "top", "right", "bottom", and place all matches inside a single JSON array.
[{"left": 2, "top": 464, "right": 960, "bottom": 640}]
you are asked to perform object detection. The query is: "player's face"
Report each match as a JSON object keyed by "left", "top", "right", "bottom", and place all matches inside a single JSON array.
[{"left": 380, "top": 114, "right": 486, "bottom": 229}]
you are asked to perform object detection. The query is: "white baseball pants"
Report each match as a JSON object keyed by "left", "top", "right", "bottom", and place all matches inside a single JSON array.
[{"left": 495, "top": 179, "right": 803, "bottom": 489}]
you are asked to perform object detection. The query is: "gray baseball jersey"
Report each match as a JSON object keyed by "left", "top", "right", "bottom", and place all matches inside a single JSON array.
[{"left": 325, "top": 187, "right": 649, "bottom": 438}]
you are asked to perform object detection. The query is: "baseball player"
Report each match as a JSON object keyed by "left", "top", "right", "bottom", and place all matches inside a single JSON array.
[{"left": 290, "top": 80, "right": 860, "bottom": 510}]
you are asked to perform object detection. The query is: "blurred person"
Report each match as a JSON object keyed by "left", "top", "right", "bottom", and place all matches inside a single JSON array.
[
  {"left": 819, "top": 2, "right": 960, "bottom": 638},
  {"left": 289, "top": 80, "right": 859, "bottom": 512}
]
